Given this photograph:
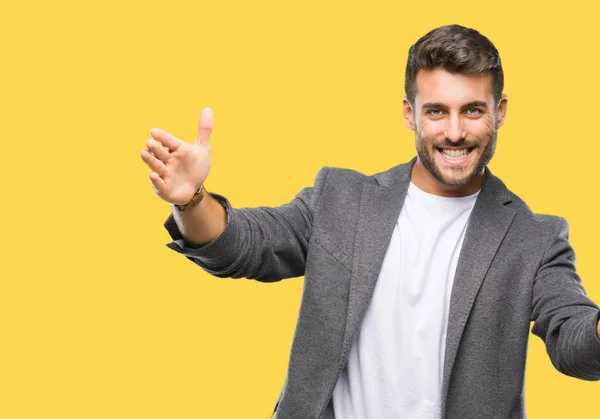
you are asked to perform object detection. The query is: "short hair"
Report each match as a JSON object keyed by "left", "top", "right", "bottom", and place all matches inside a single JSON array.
[{"left": 405, "top": 24, "right": 504, "bottom": 106}]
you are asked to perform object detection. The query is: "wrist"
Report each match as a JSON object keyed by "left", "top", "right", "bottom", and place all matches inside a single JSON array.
[{"left": 174, "top": 184, "right": 206, "bottom": 212}]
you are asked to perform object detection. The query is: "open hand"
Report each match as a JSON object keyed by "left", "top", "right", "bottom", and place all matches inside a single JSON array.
[{"left": 141, "top": 107, "right": 214, "bottom": 205}]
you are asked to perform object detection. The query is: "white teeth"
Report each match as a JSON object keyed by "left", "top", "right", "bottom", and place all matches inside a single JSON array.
[{"left": 440, "top": 148, "right": 470, "bottom": 159}]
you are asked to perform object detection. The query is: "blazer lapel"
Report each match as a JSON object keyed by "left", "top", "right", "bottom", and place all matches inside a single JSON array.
[
  {"left": 440, "top": 167, "right": 516, "bottom": 418},
  {"left": 341, "top": 157, "right": 417, "bottom": 364}
]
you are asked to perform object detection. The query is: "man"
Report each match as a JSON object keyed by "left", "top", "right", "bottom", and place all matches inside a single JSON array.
[{"left": 141, "top": 25, "right": 600, "bottom": 418}]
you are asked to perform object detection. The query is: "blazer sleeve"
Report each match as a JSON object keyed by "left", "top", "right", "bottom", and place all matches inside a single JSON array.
[
  {"left": 162, "top": 166, "right": 331, "bottom": 283},
  {"left": 531, "top": 216, "right": 600, "bottom": 380}
]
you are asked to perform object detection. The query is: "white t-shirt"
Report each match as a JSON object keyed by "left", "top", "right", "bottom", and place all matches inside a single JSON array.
[{"left": 331, "top": 181, "right": 480, "bottom": 418}]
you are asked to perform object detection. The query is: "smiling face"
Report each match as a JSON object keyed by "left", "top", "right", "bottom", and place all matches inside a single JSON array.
[{"left": 403, "top": 68, "right": 508, "bottom": 197}]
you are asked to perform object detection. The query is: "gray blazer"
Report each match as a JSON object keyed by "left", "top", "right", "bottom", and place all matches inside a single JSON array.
[{"left": 164, "top": 156, "right": 600, "bottom": 419}]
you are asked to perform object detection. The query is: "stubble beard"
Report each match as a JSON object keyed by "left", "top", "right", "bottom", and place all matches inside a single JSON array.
[{"left": 415, "top": 129, "right": 497, "bottom": 187}]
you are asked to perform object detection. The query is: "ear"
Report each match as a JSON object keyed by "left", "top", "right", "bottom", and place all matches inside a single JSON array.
[
  {"left": 402, "top": 96, "right": 416, "bottom": 131},
  {"left": 495, "top": 94, "right": 508, "bottom": 129}
]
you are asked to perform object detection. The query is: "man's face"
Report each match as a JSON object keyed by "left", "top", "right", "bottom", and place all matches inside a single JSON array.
[{"left": 403, "top": 68, "right": 508, "bottom": 188}]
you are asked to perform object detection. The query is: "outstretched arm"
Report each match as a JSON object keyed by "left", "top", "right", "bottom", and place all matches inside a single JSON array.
[
  {"left": 142, "top": 107, "right": 332, "bottom": 283},
  {"left": 531, "top": 217, "right": 600, "bottom": 381}
]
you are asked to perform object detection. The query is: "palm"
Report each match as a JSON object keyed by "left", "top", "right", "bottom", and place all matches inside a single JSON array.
[
  {"left": 163, "top": 142, "right": 211, "bottom": 203},
  {"left": 141, "top": 107, "right": 214, "bottom": 205}
]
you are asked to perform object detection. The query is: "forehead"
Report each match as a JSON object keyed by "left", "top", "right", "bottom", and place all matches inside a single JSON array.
[{"left": 414, "top": 68, "right": 493, "bottom": 106}]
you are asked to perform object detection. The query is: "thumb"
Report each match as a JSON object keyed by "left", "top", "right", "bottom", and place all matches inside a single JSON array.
[{"left": 196, "top": 107, "right": 214, "bottom": 145}]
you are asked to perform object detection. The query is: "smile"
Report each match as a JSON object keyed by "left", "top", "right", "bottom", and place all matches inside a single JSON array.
[{"left": 436, "top": 147, "right": 475, "bottom": 163}]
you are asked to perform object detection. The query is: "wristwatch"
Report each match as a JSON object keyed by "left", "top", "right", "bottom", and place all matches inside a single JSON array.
[{"left": 174, "top": 184, "right": 206, "bottom": 212}]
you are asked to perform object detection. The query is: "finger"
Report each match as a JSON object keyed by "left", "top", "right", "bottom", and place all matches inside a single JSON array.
[
  {"left": 146, "top": 138, "right": 170, "bottom": 162},
  {"left": 140, "top": 149, "right": 167, "bottom": 176},
  {"left": 150, "top": 128, "right": 181, "bottom": 152},
  {"left": 149, "top": 172, "right": 166, "bottom": 195},
  {"left": 196, "top": 107, "right": 214, "bottom": 145}
]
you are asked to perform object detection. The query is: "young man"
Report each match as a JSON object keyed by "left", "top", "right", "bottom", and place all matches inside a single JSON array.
[{"left": 141, "top": 24, "right": 600, "bottom": 419}]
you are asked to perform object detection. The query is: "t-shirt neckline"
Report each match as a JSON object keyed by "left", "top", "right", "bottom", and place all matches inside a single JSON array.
[{"left": 408, "top": 181, "right": 481, "bottom": 203}]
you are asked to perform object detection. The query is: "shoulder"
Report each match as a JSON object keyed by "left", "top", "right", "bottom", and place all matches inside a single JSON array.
[
  {"left": 316, "top": 159, "right": 414, "bottom": 188},
  {"left": 308, "top": 166, "right": 372, "bottom": 206},
  {"left": 316, "top": 165, "right": 373, "bottom": 184},
  {"left": 500, "top": 181, "right": 568, "bottom": 238}
]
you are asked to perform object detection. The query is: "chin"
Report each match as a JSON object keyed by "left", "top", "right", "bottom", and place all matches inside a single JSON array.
[
  {"left": 440, "top": 175, "right": 474, "bottom": 186},
  {"left": 435, "top": 167, "right": 478, "bottom": 186}
]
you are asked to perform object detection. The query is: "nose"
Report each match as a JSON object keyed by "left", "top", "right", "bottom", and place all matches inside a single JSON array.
[{"left": 444, "top": 113, "right": 466, "bottom": 142}]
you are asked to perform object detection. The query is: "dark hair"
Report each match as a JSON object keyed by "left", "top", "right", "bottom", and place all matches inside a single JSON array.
[{"left": 405, "top": 24, "right": 504, "bottom": 106}]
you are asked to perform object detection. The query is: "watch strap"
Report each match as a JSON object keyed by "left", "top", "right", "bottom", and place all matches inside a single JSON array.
[{"left": 174, "top": 184, "right": 206, "bottom": 212}]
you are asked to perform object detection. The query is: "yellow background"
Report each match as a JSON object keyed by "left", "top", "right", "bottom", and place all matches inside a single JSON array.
[{"left": 2, "top": 0, "right": 599, "bottom": 417}]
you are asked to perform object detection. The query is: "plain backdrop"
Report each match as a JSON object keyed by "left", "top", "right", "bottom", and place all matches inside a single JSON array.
[{"left": 2, "top": 0, "right": 599, "bottom": 417}]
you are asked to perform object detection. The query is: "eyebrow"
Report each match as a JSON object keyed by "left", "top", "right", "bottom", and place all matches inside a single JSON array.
[{"left": 421, "top": 101, "right": 489, "bottom": 111}]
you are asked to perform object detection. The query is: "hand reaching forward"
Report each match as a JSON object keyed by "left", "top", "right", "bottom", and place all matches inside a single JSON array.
[{"left": 141, "top": 107, "right": 214, "bottom": 205}]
